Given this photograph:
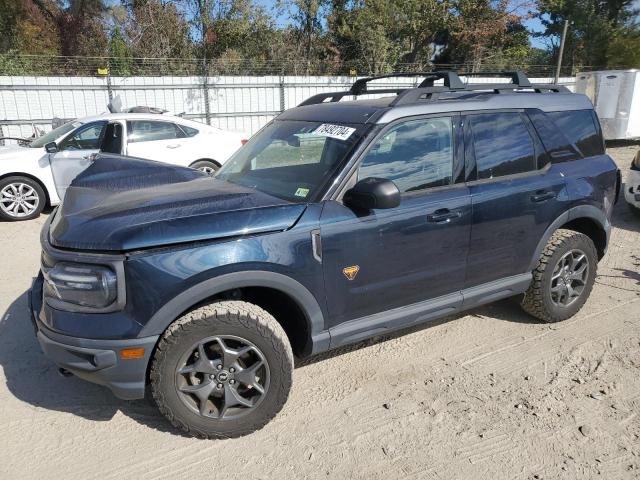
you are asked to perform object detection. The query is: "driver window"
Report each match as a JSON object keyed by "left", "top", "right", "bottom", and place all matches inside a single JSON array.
[
  {"left": 58, "top": 122, "right": 106, "bottom": 151},
  {"left": 358, "top": 117, "right": 454, "bottom": 193}
]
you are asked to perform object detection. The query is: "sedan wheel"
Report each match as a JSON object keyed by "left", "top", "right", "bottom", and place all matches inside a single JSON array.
[
  {"left": 0, "top": 177, "right": 45, "bottom": 221},
  {"left": 190, "top": 160, "right": 219, "bottom": 176}
]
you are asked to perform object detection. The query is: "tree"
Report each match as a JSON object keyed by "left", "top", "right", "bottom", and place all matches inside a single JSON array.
[
  {"left": 122, "top": 0, "right": 192, "bottom": 59},
  {"left": 438, "top": 0, "right": 532, "bottom": 71},
  {"left": 392, "top": 0, "right": 452, "bottom": 66},
  {"left": 284, "top": 0, "right": 327, "bottom": 68},
  {"left": 536, "top": 0, "right": 639, "bottom": 69},
  {"left": 31, "top": 0, "right": 109, "bottom": 57},
  {"left": 0, "top": 0, "right": 60, "bottom": 55},
  {"left": 109, "top": 26, "right": 132, "bottom": 75}
]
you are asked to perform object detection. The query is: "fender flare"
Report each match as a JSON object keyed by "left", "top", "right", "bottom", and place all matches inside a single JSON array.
[
  {"left": 138, "top": 270, "right": 329, "bottom": 352},
  {"left": 528, "top": 205, "right": 611, "bottom": 271}
]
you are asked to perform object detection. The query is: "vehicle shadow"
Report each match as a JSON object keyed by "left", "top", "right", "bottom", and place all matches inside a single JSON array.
[
  {"left": 2, "top": 286, "right": 535, "bottom": 432},
  {"left": 611, "top": 183, "right": 640, "bottom": 234},
  {"left": 0, "top": 290, "right": 189, "bottom": 437},
  {"left": 298, "top": 296, "right": 537, "bottom": 367}
]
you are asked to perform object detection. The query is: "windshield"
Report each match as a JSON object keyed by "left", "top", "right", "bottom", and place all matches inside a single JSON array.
[
  {"left": 29, "top": 121, "right": 82, "bottom": 148},
  {"left": 216, "top": 120, "right": 367, "bottom": 202}
]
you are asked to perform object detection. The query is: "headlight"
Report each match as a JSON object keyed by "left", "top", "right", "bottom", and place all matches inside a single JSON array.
[{"left": 43, "top": 262, "right": 117, "bottom": 308}]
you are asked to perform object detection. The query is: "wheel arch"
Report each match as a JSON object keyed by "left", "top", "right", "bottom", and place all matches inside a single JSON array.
[
  {"left": 0, "top": 171, "right": 52, "bottom": 207},
  {"left": 139, "top": 271, "right": 329, "bottom": 358},
  {"left": 189, "top": 158, "right": 221, "bottom": 168},
  {"left": 529, "top": 205, "right": 611, "bottom": 271}
]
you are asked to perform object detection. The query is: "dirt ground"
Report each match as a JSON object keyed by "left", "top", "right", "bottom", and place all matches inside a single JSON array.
[{"left": 1, "top": 146, "right": 639, "bottom": 480}]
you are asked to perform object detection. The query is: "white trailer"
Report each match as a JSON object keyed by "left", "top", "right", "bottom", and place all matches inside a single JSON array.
[{"left": 576, "top": 70, "right": 640, "bottom": 140}]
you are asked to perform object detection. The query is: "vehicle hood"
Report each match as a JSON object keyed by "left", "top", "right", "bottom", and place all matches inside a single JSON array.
[{"left": 49, "top": 154, "right": 306, "bottom": 251}]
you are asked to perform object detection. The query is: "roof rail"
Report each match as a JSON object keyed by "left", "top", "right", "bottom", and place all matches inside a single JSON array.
[
  {"left": 297, "top": 70, "right": 570, "bottom": 107},
  {"left": 458, "top": 70, "right": 532, "bottom": 88}
]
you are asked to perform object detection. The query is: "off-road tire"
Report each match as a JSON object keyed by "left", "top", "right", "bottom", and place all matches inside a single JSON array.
[
  {"left": 521, "top": 229, "right": 598, "bottom": 322},
  {"left": 0, "top": 176, "right": 46, "bottom": 221},
  {"left": 150, "top": 301, "right": 293, "bottom": 439}
]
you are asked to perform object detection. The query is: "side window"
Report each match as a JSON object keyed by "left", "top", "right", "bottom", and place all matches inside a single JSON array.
[
  {"left": 58, "top": 122, "right": 106, "bottom": 151},
  {"left": 358, "top": 117, "right": 454, "bottom": 193},
  {"left": 127, "top": 121, "right": 184, "bottom": 143},
  {"left": 469, "top": 112, "right": 535, "bottom": 180},
  {"left": 546, "top": 110, "right": 603, "bottom": 157}
]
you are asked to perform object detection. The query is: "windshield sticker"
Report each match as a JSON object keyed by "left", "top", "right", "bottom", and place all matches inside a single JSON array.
[
  {"left": 295, "top": 187, "right": 310, "bottom": 198},
  {"left": 312, "top": 124, "right": 356, "bottom": 141}
]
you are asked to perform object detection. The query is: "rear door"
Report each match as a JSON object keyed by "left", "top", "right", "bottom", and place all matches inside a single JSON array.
[
  {"left": 320, "top": 114, "right": 471, "bottom": 329},
  {"left": 464, "top": 111, "right": 567, "bottom": 288},
  {"left": 49, "top": 121, "right": 107, "bottom": 199},
  {"left": 125, "top": 120, "right": 191, "bottom": 166}
]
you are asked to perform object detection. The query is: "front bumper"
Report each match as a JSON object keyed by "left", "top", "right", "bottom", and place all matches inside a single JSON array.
[
  {"left": 30, "top": 274, "right": 158, "bottom": 400},
  {"left": 624, "top": 168, "right": 640, "bottom": 208}
]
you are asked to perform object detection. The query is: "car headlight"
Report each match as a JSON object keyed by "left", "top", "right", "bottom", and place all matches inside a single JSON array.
[{"left": 43, "top": 262, "right": 117, "bottom": 308}]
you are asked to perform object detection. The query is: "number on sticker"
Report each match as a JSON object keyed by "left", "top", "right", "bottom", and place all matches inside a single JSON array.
[{"left": 312, "top": 124, "right": 356, "bottom": 141}]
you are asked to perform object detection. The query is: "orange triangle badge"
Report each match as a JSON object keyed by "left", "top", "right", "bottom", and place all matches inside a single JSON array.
[{"left": 343, "top": 265, "right": 360, "bottom": 281}]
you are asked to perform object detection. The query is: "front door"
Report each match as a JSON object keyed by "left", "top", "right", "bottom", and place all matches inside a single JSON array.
[
  {"left": 320, "top": 115, "right": 471, "bottom": 330},
  {"left": 49, "top": 121, "right": 107, "bottom": 199}
]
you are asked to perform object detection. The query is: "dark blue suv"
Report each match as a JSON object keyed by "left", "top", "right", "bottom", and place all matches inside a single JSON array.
[{"left": 30, "top": 71, "right": 620, "bottom": 438}]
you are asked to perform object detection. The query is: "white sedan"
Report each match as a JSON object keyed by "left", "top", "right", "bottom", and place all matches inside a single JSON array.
[{"left": 0, "top": 113, "right": 248, "bottom": 221}]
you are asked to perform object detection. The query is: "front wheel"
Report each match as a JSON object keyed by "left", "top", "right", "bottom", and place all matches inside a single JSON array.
[
  {"left": 0, "top": 176, "right": 46, "bottom": 221},
  {"left": 521, "top": 229, "right": 598, "bottom": 322},
  {"left": 150, "top": 301, "right": 293, "bottom": 439}
]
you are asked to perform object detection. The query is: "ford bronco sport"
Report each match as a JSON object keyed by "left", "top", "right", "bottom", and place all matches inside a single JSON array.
[{"left": 30, "top": 71, "right": 620, "bottom": 438}]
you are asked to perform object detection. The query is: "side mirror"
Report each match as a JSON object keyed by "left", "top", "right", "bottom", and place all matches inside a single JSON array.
[
  {"left": 344, "top": 177, "right": 400, "bottom": 210},
  {"left": 45, "top": 142, "right": 58, "bottom": 153}
]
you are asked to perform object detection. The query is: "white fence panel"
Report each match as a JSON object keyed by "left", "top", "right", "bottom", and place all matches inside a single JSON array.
[{"left": 0, "top": 75, "right": 576, "bottom": 142}]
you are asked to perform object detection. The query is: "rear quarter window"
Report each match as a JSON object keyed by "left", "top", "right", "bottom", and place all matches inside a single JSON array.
[
  {"left": 546, "top": 110, "right": 604, "bottom": 157},
  {"left": 180, "top": 125, "right": 199, "bottom": 137}
]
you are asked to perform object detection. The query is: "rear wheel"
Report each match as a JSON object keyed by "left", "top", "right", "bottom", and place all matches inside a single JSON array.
[
  {"left": 190, "top": 160, "right": 219, "bottom": 175},
  {"left": 0, "top": 176, "right": 46, "bottom": 221},
  {"left": 521, "top": 229, "right": 597, "bottom": 322},
  {"left": 150, "top": 301, "right": 293, "bottom": 439}
]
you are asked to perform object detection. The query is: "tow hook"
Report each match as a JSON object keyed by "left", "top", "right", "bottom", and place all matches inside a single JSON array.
[{"left": 58, "top": 367, "right": 74, "bottom": 378}]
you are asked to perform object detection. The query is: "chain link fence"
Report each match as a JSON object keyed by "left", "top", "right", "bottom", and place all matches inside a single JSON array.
[{"left": 0, "top": 54, "right": 613, "bottom": 77}]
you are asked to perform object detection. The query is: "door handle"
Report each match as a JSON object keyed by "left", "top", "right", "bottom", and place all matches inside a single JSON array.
[
  {"left": 167, "top": 144, "right": 182, "bottom": 149},
  {"left": 427, "top": 208, "right": 462, "bottom": 223},
  {"left": 530, "top": 190, "right": 556, "bottom": 202}
]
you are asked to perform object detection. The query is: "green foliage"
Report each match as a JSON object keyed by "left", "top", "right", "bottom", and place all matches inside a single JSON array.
[
  {"left": 0, "top": 0, "right": 637, "bottom": 76},
  {"left": 537, "top": 0, "right": 639, "bottom": 70},
  {"left": 607, "top": 27, "right": 640, "bottom": 68},
  {"left": 109, "top": 27, "right": 132, "bottom": 76}
]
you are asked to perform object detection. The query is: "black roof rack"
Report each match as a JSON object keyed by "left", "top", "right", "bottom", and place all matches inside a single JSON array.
[
  {"left": 458, "top": 71, "right": 533, "bottom": 88},
  {"left": 298, "top": 70, "right": 570, "bottom": 107}
]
